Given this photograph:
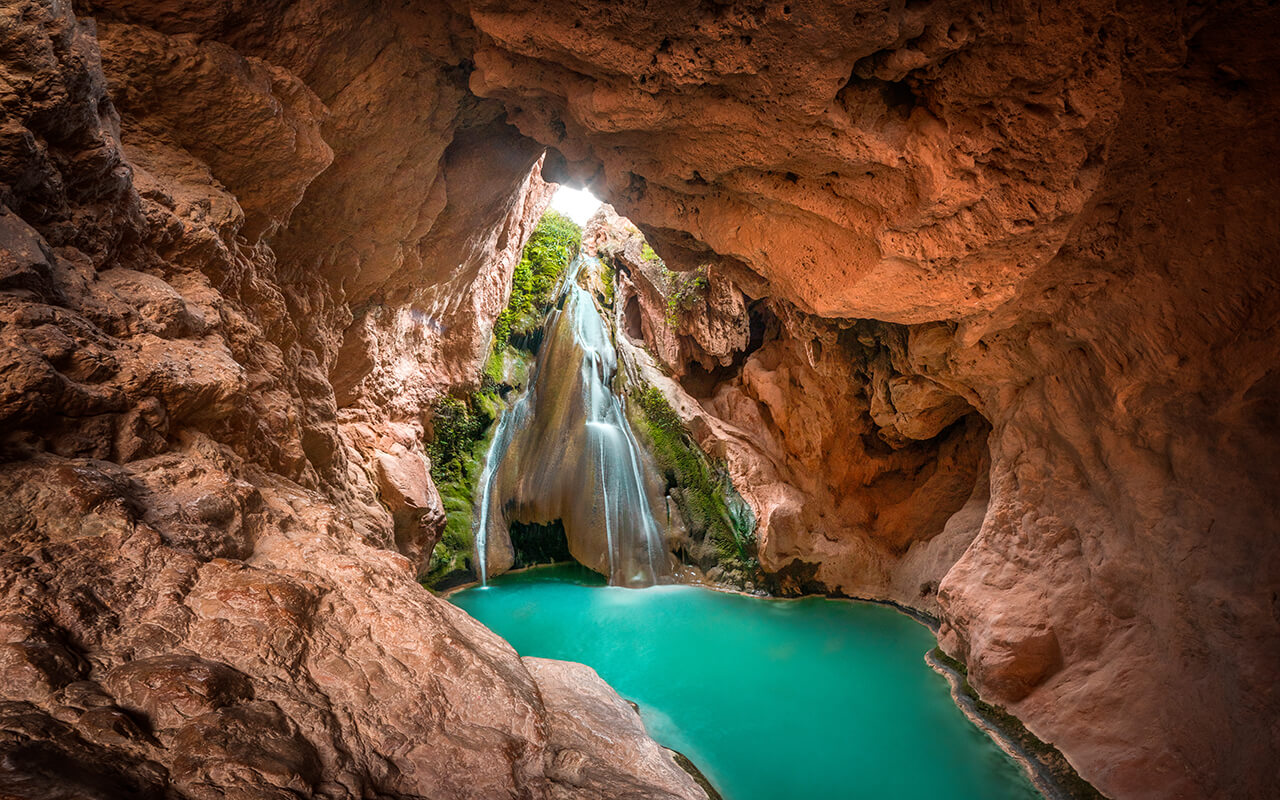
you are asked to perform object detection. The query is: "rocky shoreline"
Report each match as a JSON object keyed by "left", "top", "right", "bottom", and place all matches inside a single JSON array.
[{"left": 926, "top": 650, "right": 1107, "bottom": 800}]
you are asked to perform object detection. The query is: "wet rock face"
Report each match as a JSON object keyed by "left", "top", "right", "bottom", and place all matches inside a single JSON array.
[
  {"left": 602, "top": 213, "right": 992, "bottom": 603},
  {"left": 479, "top": 254, "right": 675, "bottom": 587}
]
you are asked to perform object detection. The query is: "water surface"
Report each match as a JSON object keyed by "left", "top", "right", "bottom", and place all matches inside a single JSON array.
[{"left": 451, "top": 565, "right": 1038, "bottom": 800}]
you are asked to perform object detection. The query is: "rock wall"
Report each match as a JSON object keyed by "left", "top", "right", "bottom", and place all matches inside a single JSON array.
[
  {"left": 471, "top": 3, "right": 1280, "bottom": 799},
  {"left": 596, "top": 206, "right": 991, "bottom": 601},
  {"left": 2, "top": 1, "right": 1277, "bottom": 799},
  {"left": 0, "top": 1, "right": 704, "bottom": 798}
]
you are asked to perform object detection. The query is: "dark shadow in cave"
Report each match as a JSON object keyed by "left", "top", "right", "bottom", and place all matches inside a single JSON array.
[
  {"left": 677, "top": 302, "right": 778, "bottom": 398},
  {"left": 510, "top": 519, "right": 573, "bottom": 569}
]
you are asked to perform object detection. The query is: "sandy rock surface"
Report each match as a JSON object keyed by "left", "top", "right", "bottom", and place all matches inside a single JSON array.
[{"left": 525, "top": 658, "right": 708, "bottom": 800}]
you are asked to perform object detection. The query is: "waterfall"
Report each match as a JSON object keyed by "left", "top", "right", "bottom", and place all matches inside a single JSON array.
[
  {"left": 474, "top": 254, "right": 669, "bottom": 587},
  {"left": 473, "top": 395, "right": 525, "bottom": 585}
]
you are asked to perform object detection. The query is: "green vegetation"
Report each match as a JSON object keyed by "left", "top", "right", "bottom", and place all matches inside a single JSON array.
[
  {"left": 661, "top": 264, "right": 708, "bottom": 328},
  {"left": 669, "top": 749, "right": 725, "bottom": 800},
  {"left": 423, "top": 210, "right": 581, "bottom": 588},
  {"left": 493, "top": 209, "right": 582, "bottom": 351},
  {"left": 483, "top": 345, "right": 531, "bottom": 390},
  {"left": 641, "top": 242, "right": 662, "bottom": 263},
  {"left": 630, "top": 385, "right": 758, "bottom": 581},
  {"left": 424, "top": 391, "right": 502, "bottom": 586},
  {"left": 483, "top": 347, "right": 504, "bottom": 387},
  {"left": 427, "top": 395, "right": 490, "bottom": 480},
  {"left": 598, "top": 258, "right": 616, "bottom": 306},
  {"left": 930, "top": 648, "right": 1109, "bottom": 800}
]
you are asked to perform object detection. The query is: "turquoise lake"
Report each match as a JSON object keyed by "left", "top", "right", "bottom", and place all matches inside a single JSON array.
[{"left": 450, "top": 565, "right": 1039, "bottom": 800}]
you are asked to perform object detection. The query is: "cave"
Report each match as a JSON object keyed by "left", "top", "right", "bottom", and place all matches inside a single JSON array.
[
  {"left": 623, "top": 293, "right": 644, "bottom": 340},
  {"left": 0, "top": 1, "right": 1277, "bottom": 799},
  {"left": 508, "top": 519, "right": 573, "bottom": 568}
]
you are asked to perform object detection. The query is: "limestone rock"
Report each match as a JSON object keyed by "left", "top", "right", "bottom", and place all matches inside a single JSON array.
[
  {"left": 372, "top": 443, "right": 447, "bottom": 568},
  {"left": 103, "top": 654, "right": 254, "bottom": 730},
  {"left": 0, "top": 2, "right": 694, "bottom": 798},
  {"left": 525, "top": 657, "right": 708, "bottom": 800},
  {"left": 490, "top": 5, "right": 1280, "bottom": 798}
]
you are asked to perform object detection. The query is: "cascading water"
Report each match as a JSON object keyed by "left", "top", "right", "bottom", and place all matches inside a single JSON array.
[
  {"left": 474, "top": 254, "right": 670, "bottom": 587},
  {"left": 473, "top": 397, "right": 526, "bottom": 585}
]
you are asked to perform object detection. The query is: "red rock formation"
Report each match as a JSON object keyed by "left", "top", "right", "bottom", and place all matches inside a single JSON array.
[
  {"left": 477, "top": 5, "right": 1280, "bottom": 798},
  {"left": 598, "top": 208, "right": 991, "bottom": 601},
  {"left": 0, "top": 1, "right": 705, "bottom": 798},
  {"left": 2, "top": 0, "right": 1277, "bottom": 798},
  {"left": 525, "top": 658, "right": 707, "bottom": 800}
]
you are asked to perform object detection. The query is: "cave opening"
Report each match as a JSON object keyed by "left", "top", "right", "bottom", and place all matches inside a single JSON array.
[
  {"left": 548, "top": 182, "right": 602, "bottom": 225},
  {"left": 623, "top": 294, "right": 644, "bottom": 339},
  {"left": 508, "top": 519, "right": 573, "bottom": 568},
  {"left": 677, "top": 302, "right": 778, "bottom": 398}
]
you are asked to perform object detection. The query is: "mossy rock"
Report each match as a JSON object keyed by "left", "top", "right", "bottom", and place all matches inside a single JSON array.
[
  {"left": 424, "top": 210, "right": 582, "bottom": 589},
  {"left": 627, "top": 385, "right": 759, "bottom": 582},
  {"left": 493, "top": 210, "right": 581, "bottom": 351}
]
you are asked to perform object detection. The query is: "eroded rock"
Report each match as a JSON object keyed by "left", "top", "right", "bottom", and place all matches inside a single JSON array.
[
  {"left": 1, "top": 1, "right": 1276, "bottom": 799},
  {"left": 525, "top": 657, "right": 708, "bottom": 800},
  {"left": 104, "top": 654, "right": 254, "bottom": 730},
  {"left": 0, "top": 2, "right": 700, "bottom": 798}
]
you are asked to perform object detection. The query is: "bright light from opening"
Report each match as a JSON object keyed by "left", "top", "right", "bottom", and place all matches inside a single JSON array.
[{"left": 549, "top": 184, "right": 602, "bottom": 226}]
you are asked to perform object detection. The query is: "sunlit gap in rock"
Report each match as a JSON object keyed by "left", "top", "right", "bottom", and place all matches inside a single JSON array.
[
  {"left": 475, "top": 249, "right": 670, "bottom": 587},
  {"left": 548, "top": 183, "right": 602, "bottom": 225}
]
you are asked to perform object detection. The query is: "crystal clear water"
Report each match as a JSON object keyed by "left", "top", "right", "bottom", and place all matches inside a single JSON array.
[{"left": 451, "top": 565, "right": 1040, "bottom": 800}]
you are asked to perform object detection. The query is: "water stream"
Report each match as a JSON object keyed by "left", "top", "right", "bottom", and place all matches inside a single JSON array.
[{"left": 475, "top": 254, "right": 668, "bottom": 586}]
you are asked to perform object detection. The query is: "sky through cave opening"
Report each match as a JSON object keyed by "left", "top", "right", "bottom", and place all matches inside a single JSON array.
[{"left": 548, "top": 183, "right": 602, "bottom": 225}]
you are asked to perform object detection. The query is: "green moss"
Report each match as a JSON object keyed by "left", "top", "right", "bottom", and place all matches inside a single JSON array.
[
  {"left": 424, "top": 392, "right": 501, "bottom": 586},
  {"left": 641, "top": 242, "right": 661, "bottom": 262},
  {"left": 660, "top": 264, "right": 708, "bottom": 327},
  {"left": 482, "top": 346, "right": 531, "bottom": 394},
  {"left": 483, "top": 347, "right": 505, "bottom": 387},
  {"left": 493, "top": 209, "right": 582, "bottom": 351},
  {"left": 425, "top": 212, "right": 580, "bottom": 588},
  {"left": 668, "top": 749, "right": 725, "bottom": 800},
  {"left": 932, "top": 647, "right": 969, "bottom": 676},
  {"left": 428, "top": 397, "right": 487, "bottom": 482},
  {"left": 599, "top": 259, "right": 616, "bottom": 306},
  {"left": 629, "top": 385, "right": 758, "bottom": 580}
]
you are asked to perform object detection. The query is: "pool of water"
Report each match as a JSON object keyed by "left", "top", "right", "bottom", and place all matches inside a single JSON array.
[{"left": 450, "top": 565, "right": 1039, "bottom": 800}]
